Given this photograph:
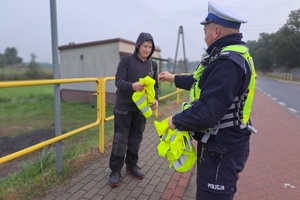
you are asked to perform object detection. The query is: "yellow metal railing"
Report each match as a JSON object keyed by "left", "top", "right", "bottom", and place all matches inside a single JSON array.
[
  {"left": 0, "top": 77, "right": 184, "bottom": 165},
  {"left": 99, "top": 77, "right": 115, "bottom": 153},
  {"left": 154, "top": 88, "right": 185, "bottom": 118},
  {"left": 0, "top": 78, "right": 100, "bottom": 164}
]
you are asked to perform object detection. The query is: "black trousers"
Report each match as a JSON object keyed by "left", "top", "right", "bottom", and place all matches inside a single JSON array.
[
  {"left": 196, "top": 143, "right": 249, "bottom": 200},
  {"left": 109, "top": 109, "right": 146, "bottom": 172}
]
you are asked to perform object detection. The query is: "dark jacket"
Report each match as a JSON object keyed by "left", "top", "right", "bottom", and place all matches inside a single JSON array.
[
  {"left": 114, "top": 33, "right": 159, "bottom": 112},
  {"left": 172, "top": 33, "right": 252, "bottom": 153}
]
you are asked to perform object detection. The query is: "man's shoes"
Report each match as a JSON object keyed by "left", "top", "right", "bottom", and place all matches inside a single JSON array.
[
  {"left": 126, "top": 166, "right": 144, "bottom": 179},
  {"left": 110, "top": 171, "right": 121, "bottom": 187}
]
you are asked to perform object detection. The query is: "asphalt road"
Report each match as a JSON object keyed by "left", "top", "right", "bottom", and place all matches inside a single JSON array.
[{"left": 256, "top": 76, "right": 300, "bottom": 118}]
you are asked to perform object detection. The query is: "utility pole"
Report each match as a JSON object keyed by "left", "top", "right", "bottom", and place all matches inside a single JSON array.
[
  {"left": 50, "top": 0, "right": 62, "bottom": 175},
  {"left": 172, "top": 26, "right": 187, "bottom": 74}
]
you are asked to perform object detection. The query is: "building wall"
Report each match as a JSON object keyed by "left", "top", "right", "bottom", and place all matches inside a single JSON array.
[
  {"left": 59, "top": 42, "right": 119, "bottom": 94},
  {"left": 59, "top": 38, "right": 161, "bottom": 104}
]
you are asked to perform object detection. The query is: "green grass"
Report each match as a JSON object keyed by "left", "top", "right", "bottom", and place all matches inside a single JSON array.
[
  {"left": 0, "top": 82, "right": 185, "bottom": 200},
  {"left": 0, "top": 67, "right": 28, "bottom": 75},
  {"left": 158, "top": 81, "right": 189, "bottom": 106},
  {"left": 159, "top": 81, "right": 177, "bottom": 96},
  {"left": 0, "top": 85, "right": 101, "bottom": 137},
  {"left": 0, "top": 65, "right": 52, "bottom": 76},
  {"left": 0, "top": 85, "right": 54, "bottom": 98}
]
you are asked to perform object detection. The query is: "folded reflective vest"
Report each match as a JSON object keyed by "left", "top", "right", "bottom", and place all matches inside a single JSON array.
[
  {"left": 154, "top": 117, "right": 197, "bottom": 172},
  {"left": 132, "top": 76, "right": 156, "bottom": 118}
]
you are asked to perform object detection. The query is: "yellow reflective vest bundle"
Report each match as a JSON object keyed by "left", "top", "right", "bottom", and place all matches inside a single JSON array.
[
  {"left": 132, "top": 76, "right": 156, "bottom": 118},
  {"left": 154, "top": 117, "right": 197, "bottom": 172}
]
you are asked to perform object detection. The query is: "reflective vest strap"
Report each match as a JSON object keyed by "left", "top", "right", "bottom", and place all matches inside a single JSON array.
[
  {"left": 172, "top": 153, "right": 197, "bottom": 173},
  {"left": 222, "top": 113, "right": 235, "bottom": 120},
  {"left": 233, "top": 95, "right": 246, "bottom": 102},
  {"left": 201, "top": 116, "right": 257, "bottom": 143},
  {"left": 134, "top": 94, "right": 152, "bottom": 117},
  {"left": 170, "top": 135, "right": 176, "bottom": 142},
  {"left": 161, "top": 132, "right": 168, "bottom": 141},
  {"left": 177, "top": 134, "right": 194, "bottom": 152},
  {"left": 201, "top": 120, "right": 256, "bottom": 144},
  {"left": 173, "top": 154, "right": 187, "bottom": 169},
  {"left": 247, "top": 124, "right": 258, "bottom": 133},
  {"left": 161, "top": 131, "right": 176, "bottom": 142},
  {"left": 201, "top": 129, "right": 218, "bottom": 143},
  {"left": 228, "top": 102, "right": 243, "bottom": 110},
  {"left": 135, "top": 95, "right": 146, "bottom": 106},
  {"left": 184, "top": 137, "right": 193, "bottom": 151},
  {"left": 216, "top": 121, "right": 258, "bottom": 134},
  {"left": 140, "top": 106, "right": 150, "bottom": 114},
  {"left": 215, "top": 121, "right": 240, "bottom": 129}
]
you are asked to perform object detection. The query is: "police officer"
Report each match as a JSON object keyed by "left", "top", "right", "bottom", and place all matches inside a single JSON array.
[{"left": 158, "top": 1, "right": 257, "bottom": 199}]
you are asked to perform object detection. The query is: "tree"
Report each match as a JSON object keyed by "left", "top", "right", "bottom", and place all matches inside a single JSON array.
[
  {"left": 273, "top": 9, "right": 300, "bottom": 69},
  {"left": 286, "top": 9, "right": 300, "bottom": 33},
  {"left": 0, "top": 54, "right": 7, "bottom": 68},
  {"left": 247, "top": 9, "right": 300, "bottom": 71},
  {"left": 4, "top": 47, "right": 22, "bottom": 67},
  {"left": 28, "top": 53, "right": 38, "bottom": 69},
  {"left": 247, "top": 33, "right": 275, "bottom": 71},
  {"left": 25, "top": 53, "right": 40, "bottom": 79}
]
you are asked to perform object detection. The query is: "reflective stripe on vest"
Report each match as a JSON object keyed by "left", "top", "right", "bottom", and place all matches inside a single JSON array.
[
  {"left": 154, "top": 117, "right": 197, "bottom": 172},
  {"left": 132, "top": 76, "right": 156, "bottom": 118}
]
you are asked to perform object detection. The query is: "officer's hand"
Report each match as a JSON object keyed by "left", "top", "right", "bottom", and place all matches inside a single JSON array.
[
  {"left": 132, "top": 82, "right": 144, "bottom": 91},
  {"left": 158, "top": 71, "right": 175, "bottom": 83},
  {"left": 168, "top": 116, "right": 176, "bottom": 130},
  {"left": 151, "top": 99, "right": 158, "bottom": 110}
]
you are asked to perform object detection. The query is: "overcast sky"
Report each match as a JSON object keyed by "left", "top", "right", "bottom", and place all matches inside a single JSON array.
[{"left": 1, "top": 0, "right": 300, "bottom": 63}]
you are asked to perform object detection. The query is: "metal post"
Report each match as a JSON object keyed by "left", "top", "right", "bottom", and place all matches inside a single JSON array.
[
  {"left": 50, "top": 0, "right": 62, "bottom": 175},
  {"left": 172, "top": 26, "right": 187, "bottom": 74},
  {"left": 180, "top": 26, "right": 188, "bottom": 73}
]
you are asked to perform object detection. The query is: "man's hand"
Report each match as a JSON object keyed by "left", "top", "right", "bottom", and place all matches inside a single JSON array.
[
  {"left": 158, "top": 71, "right": 175, "bottom": 82},
  {"left": 151, "top": 99, "right": 158, "bottom": 110},
  {"left": 132, "top": 82, "right": 144, "bottom": 91},
  {"left": 168, "top": 116, "right": 176, "bottom": 130}
]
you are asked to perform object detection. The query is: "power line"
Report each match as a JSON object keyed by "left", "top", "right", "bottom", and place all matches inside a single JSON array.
[
  {"left": 110, "top": 0, "right": 177, "bottom": 33},
  {"left": 128, "top": 0, "right": 178, "bottom": 29}
]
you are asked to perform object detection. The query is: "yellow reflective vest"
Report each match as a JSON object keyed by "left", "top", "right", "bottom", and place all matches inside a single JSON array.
[
  {"left": 183, "top": 45, "right": 257, "bottom": 143},
  {"left": 132, "top": 76, "right": 156, "bottom": 118},
  {"left": 222, "top": 45, "right": 256, "bottom": 124},
  {"left": 154, "top": 117, "right": 197, "bottom": 172}
]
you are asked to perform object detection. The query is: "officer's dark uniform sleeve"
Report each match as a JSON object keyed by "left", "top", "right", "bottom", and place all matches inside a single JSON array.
[
  {"left": 115, "top": 57, "right": 134, "bottom": 92},
  {"left": 172, "top": 59, "right": 245, "bottom": 131},
  {"left": 153, "top": 61, "right": 160, "bottom": 100},
  {"left": 174, "top": 75, "right": 194, "bottom": 90}
]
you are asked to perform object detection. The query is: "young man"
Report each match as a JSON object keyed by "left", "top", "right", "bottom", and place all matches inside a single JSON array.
[
  {"left": 158, "top": 1, "right": 257, "bottom": 199},
  {"left": 109, "top": 32, "right": 159, "bottom": 187}
]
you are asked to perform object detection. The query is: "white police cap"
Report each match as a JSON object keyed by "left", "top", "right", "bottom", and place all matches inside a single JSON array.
[{"left": 200, "top": 1, "right": 247, "bottom": 29}]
